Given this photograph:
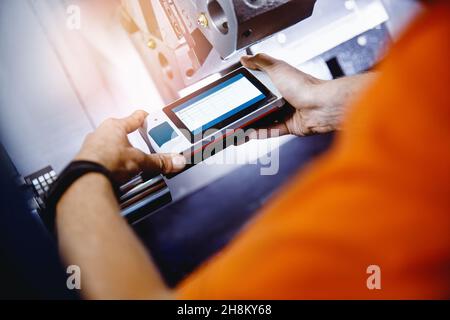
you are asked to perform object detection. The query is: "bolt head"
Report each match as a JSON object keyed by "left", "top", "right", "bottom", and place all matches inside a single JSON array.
[
  {"left": 147, "top": 39, "right": 157, "bottom": 49},
  {"left": 197, "top": 13, "right": 209, "bottom": 28}
]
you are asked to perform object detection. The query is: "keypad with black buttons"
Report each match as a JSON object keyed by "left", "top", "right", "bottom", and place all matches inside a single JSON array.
[{"left": 25, "top": 166, "right": 58, "bottom": 199}]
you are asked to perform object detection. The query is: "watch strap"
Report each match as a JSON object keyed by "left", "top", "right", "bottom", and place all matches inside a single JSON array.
[{"left": 41, "top": 161, "right": 120, "bottom": 234}]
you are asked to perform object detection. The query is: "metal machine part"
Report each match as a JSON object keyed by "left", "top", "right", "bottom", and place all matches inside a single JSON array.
[
  {"left": 121, "top": 0, "right": 316, "bottom": 101},
  {"left": 195, "top": 0, "right": 317, "bottom": 59},
  {"left": 120, "top": 0, "right": 411, "bottom": 104},
  {"left": 120, "top": 174, "right": 172, "bottom": 223}
]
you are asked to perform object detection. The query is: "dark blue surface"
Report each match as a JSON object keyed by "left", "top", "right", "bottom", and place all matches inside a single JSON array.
[{"left": 133, "top": 134, "right": 334, "bottom": 287}]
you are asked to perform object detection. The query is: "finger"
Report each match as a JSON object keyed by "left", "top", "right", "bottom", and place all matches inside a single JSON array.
[
  {"left": 129, "top": 149, "right": 186, "bottom": 176},
  {"left": 241, "top": 53, "right": 280, "bottom": 72},
  {"left": 118, "top": 110, "right": 149, "bottom": 133}
]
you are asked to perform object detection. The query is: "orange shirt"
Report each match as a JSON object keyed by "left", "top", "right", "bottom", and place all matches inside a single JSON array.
[{"left": 178, "top": 3, "right": 450, "bottom": 299}]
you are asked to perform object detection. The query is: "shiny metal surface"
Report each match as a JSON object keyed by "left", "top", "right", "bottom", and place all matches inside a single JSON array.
[
  {"left": 122, "top": 0, "right": 316, "bottom": 99},
  {"left": 197, "top": 0, "right": 316, "bottom": 58}
]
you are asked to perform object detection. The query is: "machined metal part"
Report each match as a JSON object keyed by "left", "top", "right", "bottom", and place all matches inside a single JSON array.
[
  {"left": 120, "top": 174, "right": 172, "bottom": 223},
  {"left": 195, "top": 0, "right": 317, "bottom": 59},
  {"left": 121, "top": 0, "right": 316, "bottom": 101}
]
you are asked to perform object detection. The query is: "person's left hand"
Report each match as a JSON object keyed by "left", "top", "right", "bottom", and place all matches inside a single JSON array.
[{"left": 75, "top": 110, "right": 186, "bottom": 182}]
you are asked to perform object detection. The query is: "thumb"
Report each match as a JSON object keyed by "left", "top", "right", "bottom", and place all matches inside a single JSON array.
[
  {"left": 241, "top": 53, "right": 280, "bottom": 73},
  {"left": 241, "top": 53, "right": 292, "bottom": 96},
  {"left": 131, "top": 150, "right": 187, "bottom": 176}
]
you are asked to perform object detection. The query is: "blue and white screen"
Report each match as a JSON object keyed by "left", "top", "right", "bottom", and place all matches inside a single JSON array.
[{"left": 173, "top": 74, "right": 266, "bottom": 135}]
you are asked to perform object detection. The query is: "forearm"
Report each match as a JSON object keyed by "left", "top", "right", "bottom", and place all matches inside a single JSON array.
[{"left": 56, "top": 173, "right": 172, "bottom": 299}]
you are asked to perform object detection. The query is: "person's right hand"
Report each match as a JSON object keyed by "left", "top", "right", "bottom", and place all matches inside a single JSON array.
[
  {"left": 75, "top": 110, "right": 186, "bottom": 183},
  {"left": 241, "top": 53, "right": 366, "bottom": 137}
]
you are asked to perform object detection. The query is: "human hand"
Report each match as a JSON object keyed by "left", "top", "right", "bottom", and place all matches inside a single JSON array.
[
  {"left": 75, "top": 111, "right": 186, "bottom": 182},
  {"left": 241, "top": 53, "right": 349, "bottom": 137}
]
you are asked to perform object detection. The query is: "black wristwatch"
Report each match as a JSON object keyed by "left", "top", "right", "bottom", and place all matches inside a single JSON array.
[{"left": 41, "top": 160, "right": 120, "bottom": 234}]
